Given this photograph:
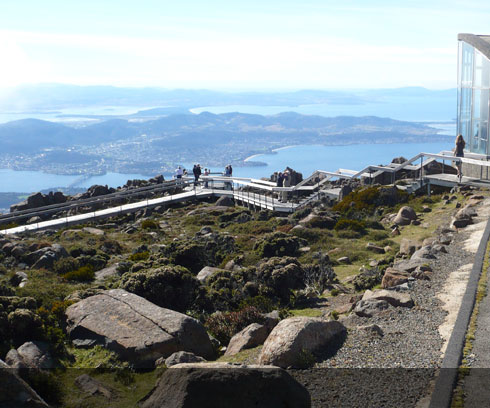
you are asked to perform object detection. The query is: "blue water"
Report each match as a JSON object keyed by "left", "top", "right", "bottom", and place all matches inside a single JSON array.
[
  {"left": 1, "top": 141, "right": 453, "bottom": 193},
  {"left": 185, "top": 141, "right": 453, "bottom": 180},
  {"left": 0, "top": 170, "right": 148, "bottom": 193},
  {"left": 190, "top": 96, "right": 456, "bottom": 122}
]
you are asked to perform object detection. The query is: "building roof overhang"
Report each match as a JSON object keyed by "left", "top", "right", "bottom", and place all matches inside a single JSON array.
[{"left": 458, "top": 33, "right": 490, "bottom": 60}]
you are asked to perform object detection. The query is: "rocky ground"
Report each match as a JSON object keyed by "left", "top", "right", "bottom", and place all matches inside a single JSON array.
[{"left": 1, "top": 182, "right": 488, "bottom": 407}]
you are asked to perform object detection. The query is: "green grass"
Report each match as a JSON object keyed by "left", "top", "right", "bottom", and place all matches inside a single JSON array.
[
  {"left": 217, "top": 345, "right": 263, "bottom": 364},
  {"left": 289, "top": 308, "right": 323, "bottom": 318}
]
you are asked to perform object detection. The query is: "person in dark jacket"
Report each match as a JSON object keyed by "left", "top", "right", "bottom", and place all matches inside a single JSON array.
[
  {"left": 193, "top": 164, "right": 201, "bottom": 184},
  {"left": 454, "top": 134, "right": 465, "bottom": 180}
]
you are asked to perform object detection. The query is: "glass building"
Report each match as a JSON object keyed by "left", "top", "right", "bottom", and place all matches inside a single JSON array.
[{"left": 458, "top": 34, "right": 490, "bottom": 156}]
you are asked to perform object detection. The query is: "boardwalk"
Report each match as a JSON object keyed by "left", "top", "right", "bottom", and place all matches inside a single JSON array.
[{"left": 3, "top": 149, "right": 490, "bottom": 236}]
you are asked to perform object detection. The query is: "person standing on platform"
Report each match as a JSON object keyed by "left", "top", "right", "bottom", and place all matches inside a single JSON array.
[
  {"left": 282, "top": 171, "right": 290, "bottom": 203},
  {"left": 454, "top": 134, "right": 465, "bottom": 180},
  {"left": 203, "top": 168, "right": 210, "bottom": 188},
  {"left": 276, "top": 172, "right": 284, "bottom": 201},
  {"left": 174, "top": 165, "right": 184, "bottom": 184},
  {"left": 193, "top": 164, "right": 201, "bottom": 185}
]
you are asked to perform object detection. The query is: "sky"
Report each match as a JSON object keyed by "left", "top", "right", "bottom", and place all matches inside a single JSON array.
[{"left": 1, "top": 0, "right": 490, "bottom": 90}]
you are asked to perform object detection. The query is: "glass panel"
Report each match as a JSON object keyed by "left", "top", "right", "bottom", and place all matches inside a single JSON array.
[
  {"left": 473, "top": 89, "right": 481, "bottom": 120},
  {"left": 475, "top": 67, "right": 482, "bottom": 88},
  {"left": 483, "top": 56, "right": 490, "bottom": 88},
  {"left": 461, "top": 87, "right": 472, "bottom": 119},
  {"left": 472, "top": 120, "right": 480, "bottom": 151},
  {"left": 476, "top": 51, "right": 483, "bottom": 68},
  {"left": 462, "top": 42, "right": 474, "bottom": 85},
  {"left": 480, "top": 121, "right": 488, "bottom": 140},
  {"left": 480, "top": 139, "right": 487, "bottom": 155},
  {"left": 481, "top": 89, "right": 489, "bottom": 122}
]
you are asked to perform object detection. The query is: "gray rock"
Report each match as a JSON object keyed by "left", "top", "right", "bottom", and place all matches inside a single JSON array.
[
  {"left": 95, "top": 264, "right": 119, "bottom": 282},
  {"left": 139, "top": 363, "right": 311, "bottom": 408},
  {"left": 5, "top": 349, "right": 28, "bottom": 370},
  {"left": 381, "top": 268, "right": 410, "bottom": 289},
  {"left": 225, "top": 323, "right": 269, "bottom": 356},
  {"left": 215, "top": 196, "right": 235, "bottom": 207},
  {"left": 10, "top": 271, "right": 28, "bottom": 287},
  {"left": 196, "top": 266, "right": 223, "bottom": 282},
  {"left": 27, "top": 216, "right": 43, "bottom": 224},
  {"left": 163, "top": 351, "right": 206, "bottom": 367},
  {"left": 354, "top": 299, "right": 390, "bottom": 317},
  {"left": 0, "top": 359, "right": 49, "bottom": 407},
  {"left": 263, "top": 310, "right": 281, "bottom": 332},
  {"left": 356, "top": 324, "right": 384, "bottom": 336},
  {"left": 366, "top": 243, "right": 385, "bottom": 254},
  {"left": 399, "top": 238, "right": 419, "bottom": 256},
  {"left": 15, "top": 341, "right": 54, "bottom": 370},
  {"left": 411, "top": 245, "right": 436, "bottom": 260},
  {"left": 432, "top": 244, "right": 448, "bottom": 254},
  {"left": 65, "top": 289, "right": 215, "bottom": 367},
  {"left": 74, "top": 374, "right": 116, "bottom": 399},
  {"left": 258, "top": 317, "right": 345, "bottom": 368},
  {"left": 439, "top": 233, "right": 453, "bottom": 245},
  {"left": 362, "top": 289, "right": 414, "bottom": 308},
  {"left": 337, "top": 256, "right": 351, "bottom": 264},
  {"left": 394, "top": 206, "right": 417, "bottom": 225},
  {"left": 394, "top": 258, "right": 431, "bottom": 273},
  {"left": 83, "top": 227, "right": 105, "bottom": 236}
]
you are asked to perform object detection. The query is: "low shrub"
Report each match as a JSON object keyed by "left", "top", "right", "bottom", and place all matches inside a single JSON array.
[
  {"left": 53, "top": 257, "right": 79, "bottom": 275},
  {"left": 141, "top": 219, "right": 159, "bottom": 230},
  {"left": 129, "top": 251, "right": 150, "bottom": 262},
  {"left": 334, "top": 218, "right": 366, "bottom": 232},
  {"left": 119, "top": 265, "right": 204, "bottom": 312},
  {"left": 205, "top": 306, "right": 264, "bottom": 345},
  {"left": 367, "top": 230, "right": 389, "bottom": 242},
  {"left": 336, "top": 229, "right": 363, "bottom": 239},
  {"left": 63, "top": 265, "right": 95, "bottom": 282},
  {"left": 353, "top": 267, "right": 383, "bottom": 291}
]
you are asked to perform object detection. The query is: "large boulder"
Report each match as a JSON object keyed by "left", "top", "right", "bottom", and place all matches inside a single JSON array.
[
  {"left": 393, "top": 259, "right": 430, "bottom": 273},
  {"left": 451, "top": 204, "right": 476, "bottom": 228},
  {"left": 139, "top": 362, "right": 311, "bottom": 408},
  {"left": 74, "top": 374, "right": 116, "bottom": 399},
  {"left": 0, "top": 359, "right": 49, "bottom": 407},
  {"left": 399, "top": 239, "right": 420, "bottom": 257},
  {"left": 253, "top": 232, "right": 304, "bottom": 258},
  {"left": 410, "top": 245, "right": 436, "bottom": 260},
  {"left": 354, "top": 299, "right": 390, "bottom": 317},
  {"left": 215, "top": 196, "right": 235, "bottom": 207},
  {"left": 163, "top": 351, "right": 206, "bottom": 367},
  {"left": 381, "top": 268, "right": 410, "bottom": 289},
  {"left": 362, "top": 289, "right": 414, "bottom": 308},
  {"left": 257, "top": 317, "right": 345, "bottom": 368},
  {"left": 393, "top": 206, "right": 417, "bottom": 226},
  {"left": 225, "top": 323, "right": 269, "bottom": 356},
  {"left": 196, "top": 266, "right": 223, "bottom": 283},
  {"left": 65, "top": 289, "right": 215, "bottom": 367},
  {"left": 6, "top": 341, "right": 54, "bottom": 370}
]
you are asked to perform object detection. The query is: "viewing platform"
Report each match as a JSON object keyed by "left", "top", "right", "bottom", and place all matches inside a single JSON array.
[{"left": 2, "top": 150, "right": 490, "bottom": 235}]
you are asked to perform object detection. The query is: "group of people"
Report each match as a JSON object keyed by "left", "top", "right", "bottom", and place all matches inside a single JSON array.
[
  {"left": 174, "top": 164, "right": 231, "bottom": 188},
  {"left": 276, "top": 170, "right": 291, "bottom": 202}
]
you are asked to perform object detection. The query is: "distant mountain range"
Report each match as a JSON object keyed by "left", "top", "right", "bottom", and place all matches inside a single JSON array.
[
  {"left": 0, "top": 84, "right": 457, "bottom": 112},
  {"left": 0, "top": 112, "right": 443, "bottom": 155}
]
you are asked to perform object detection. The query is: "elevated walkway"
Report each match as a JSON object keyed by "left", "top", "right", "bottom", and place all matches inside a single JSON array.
[{"left": 3, "top": 149, "right": 490, "bottom": 235}]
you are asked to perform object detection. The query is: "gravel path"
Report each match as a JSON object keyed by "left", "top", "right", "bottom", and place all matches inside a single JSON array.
[{"left": 291, "top": 197, "right": 490, "bottom": 408}]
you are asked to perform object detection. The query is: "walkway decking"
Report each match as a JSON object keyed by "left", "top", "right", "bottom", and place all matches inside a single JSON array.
[{"left": 4, "top": 149, "right": 490, "bottom": 236}]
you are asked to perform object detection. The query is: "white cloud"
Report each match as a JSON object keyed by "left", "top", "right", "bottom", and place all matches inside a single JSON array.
[{"left": 0, "top": 28, "right": 458, "bottom": 89}]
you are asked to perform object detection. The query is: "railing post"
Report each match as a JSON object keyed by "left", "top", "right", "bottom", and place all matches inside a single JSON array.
[{"left": 420, "top": 156, "right": 423, "bottom": 185}]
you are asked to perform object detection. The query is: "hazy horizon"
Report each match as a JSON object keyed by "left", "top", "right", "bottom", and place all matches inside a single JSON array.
[{"left": 2, "top": 0, "right": 490, "bottom": 90}]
